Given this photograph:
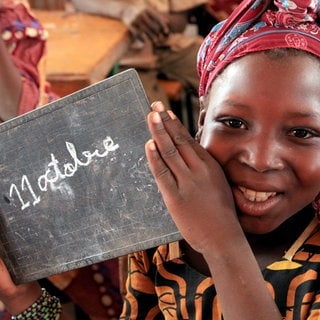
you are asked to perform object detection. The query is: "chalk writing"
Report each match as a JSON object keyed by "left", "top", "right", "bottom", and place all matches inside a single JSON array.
[{"left": 9, "top": 136, "right": 119, "bottom": 211}]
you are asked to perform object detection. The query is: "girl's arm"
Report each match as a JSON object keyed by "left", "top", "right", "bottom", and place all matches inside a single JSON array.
[
  {"left": 145, "top": 101, "right": 282, "bottom": 320},
  {"left": 0, "top": 258, "right": 71, "bottom": 319},
  {"left": 0, "top": 258, "right": 42, "bottom": 315},
  {"left": 0, "top": 37, "right": 22, "bottom": 121}
]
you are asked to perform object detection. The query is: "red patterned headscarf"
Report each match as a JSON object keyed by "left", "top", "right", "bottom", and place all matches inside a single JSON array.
[{"left": 197, "top": 0, "right": 320, "bottom": 97}]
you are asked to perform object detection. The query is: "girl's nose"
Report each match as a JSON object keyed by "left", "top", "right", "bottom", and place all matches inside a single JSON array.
[{"left": 238, "top": 137, "right": 285, "bottom": 173}]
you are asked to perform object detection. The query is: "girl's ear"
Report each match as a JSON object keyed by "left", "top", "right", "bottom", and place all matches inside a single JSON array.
[{"left": 195, "top": 107, "right": 206, "bottom": 142}]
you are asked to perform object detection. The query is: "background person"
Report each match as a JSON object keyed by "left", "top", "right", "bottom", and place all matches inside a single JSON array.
[{"left": 71, "top": 0, "right": 207, "bottom": 107}]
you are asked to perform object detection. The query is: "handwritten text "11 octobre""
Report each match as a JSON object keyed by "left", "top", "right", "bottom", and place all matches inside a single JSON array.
[{"left": 8, "top": 136, "right": 119, "bottom": 211}]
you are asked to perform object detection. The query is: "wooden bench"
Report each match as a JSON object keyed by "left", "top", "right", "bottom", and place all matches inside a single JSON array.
[{"left": 35, "top": 9, "right": 130, "bottom": 97}]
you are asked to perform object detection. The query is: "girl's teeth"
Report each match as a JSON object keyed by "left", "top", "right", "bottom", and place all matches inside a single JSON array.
[{"left": 238, "top": 186, "right": 276, "bottom": 202}]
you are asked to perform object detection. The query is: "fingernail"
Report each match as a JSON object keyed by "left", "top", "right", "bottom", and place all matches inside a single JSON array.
[
  {"left": 151, "top": 101, "right": 166, "bottom": 112},
  {"left": 152, "top": 111, "right": 162, "bottom": 123},
  {"left": 167, "top": 110, "right": 177, "bottom": 119},
  {"left": 147, "top": 139, "right": 156, "bottom": 151}
]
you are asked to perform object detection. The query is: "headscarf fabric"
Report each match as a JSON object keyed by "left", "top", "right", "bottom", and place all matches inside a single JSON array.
[{"left": 197, "top": 0, "right": 320, "bottom": 98}]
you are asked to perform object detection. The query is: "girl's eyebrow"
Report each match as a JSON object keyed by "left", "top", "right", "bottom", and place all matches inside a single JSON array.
[
  {"left": 218, "top": 100, "right": 256, "bottom": 112},
  {"left": 220, "top": 100, "right": 248, "bottom": 108},
  {"left": 286, "top": 111, "right": 320, "bottom": 120}
]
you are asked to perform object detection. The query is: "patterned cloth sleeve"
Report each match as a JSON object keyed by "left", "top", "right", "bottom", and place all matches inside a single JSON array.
[
  {"left": 0, "top": 0, "right": 57, "bottom": 122},
  {"left": 119, "top": 250, "right": 162, "bottom": 319}
]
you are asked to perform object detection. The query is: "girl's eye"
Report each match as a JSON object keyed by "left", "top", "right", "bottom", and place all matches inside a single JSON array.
[
  {"left": 221, "top": 118, "right": 246, "bottom": 129},
  {"left": 289, "top": 128, "right": 319, "bottom": 139}
]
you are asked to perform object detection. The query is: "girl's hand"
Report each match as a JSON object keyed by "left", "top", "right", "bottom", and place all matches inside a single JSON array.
[
  {"left": 145, "top": 102, "right": 237, "bottom": 254},
  {"left": 145, "top": 101, "right": 282, "bottom": 320},
  {"left": 0, "top": 258, "right": 42, "bottom": 315}
]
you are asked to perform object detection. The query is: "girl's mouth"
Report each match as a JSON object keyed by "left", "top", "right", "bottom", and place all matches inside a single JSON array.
[
  {"left": 238, "top": 186, "right": 277, "bottom": 202},
  {"left": 233, "top": 185, "right": 282, "bottom": 218}
]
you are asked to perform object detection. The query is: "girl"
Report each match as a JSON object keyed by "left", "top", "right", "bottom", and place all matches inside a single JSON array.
[
  {"left": 2, "top": 0, "right": 320, "bottom": 319},
  {"left": 123, "top": 0, "right": 320, "bottom": 319}
]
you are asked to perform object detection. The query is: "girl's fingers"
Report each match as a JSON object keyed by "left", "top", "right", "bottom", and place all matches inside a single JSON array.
[
  {"left": 148, "top": 102, "right": 213, "bottom": 172},
  {"left": 145, "top": 139, "right": 177, "bottom": 193},
  {"left": 151, "top": 101, "right": 166, "bottom": 112},
  {"left": 147, "top": 111, "right": 189, "bottom": 177}
]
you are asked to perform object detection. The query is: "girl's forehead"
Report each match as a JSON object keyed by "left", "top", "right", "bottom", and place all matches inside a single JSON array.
[
  {"left": 205, "top": 53, "right": 320, "bottom": 114},
  {"left": 212, "top": 51, "right": 320, "bottom": 87}
]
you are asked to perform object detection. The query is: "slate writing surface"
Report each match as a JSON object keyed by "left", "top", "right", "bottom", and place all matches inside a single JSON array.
[{"left": 0, "top": 69, "right": 181, "bottom": 284}]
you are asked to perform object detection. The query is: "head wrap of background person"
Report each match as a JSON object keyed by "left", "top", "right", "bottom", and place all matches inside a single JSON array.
[{"left": 197, "top": 0, "right": 320, "bottom": 99}]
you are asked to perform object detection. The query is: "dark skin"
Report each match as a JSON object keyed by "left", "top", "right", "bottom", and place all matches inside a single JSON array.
[
  {"left": 0, "top": 52, "right": 319, "bottom": 319},
  {"left": 0, "top": 5, "right": 189, "bottom": 316},
  {"left": 145, "top": 52, "right": 320, "bottom": 319},
  {"left": 181, "top": 205, "right": 314, "bottom": 277}
]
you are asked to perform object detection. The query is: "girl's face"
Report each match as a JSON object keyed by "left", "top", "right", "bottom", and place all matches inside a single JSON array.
[{"left": 200, "top": 52, "right": 320, "bottom": 234}]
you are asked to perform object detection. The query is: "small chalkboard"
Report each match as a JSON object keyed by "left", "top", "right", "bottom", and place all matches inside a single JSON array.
[{"left": 0, "top": 69, "right": 181, "bottom": 284}]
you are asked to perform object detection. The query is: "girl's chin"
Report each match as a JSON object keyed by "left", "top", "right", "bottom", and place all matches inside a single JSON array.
[{"left": 237, "top": 214, "right": 281, "bottom": 235}]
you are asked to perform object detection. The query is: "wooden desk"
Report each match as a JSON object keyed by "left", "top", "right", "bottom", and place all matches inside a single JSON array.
[{"left": 35, "top": 10, "right": 130, "bottom": 97}]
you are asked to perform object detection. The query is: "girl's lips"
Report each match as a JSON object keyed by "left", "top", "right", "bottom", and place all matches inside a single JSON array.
[
  {"left": 233, "top": 186, "right": 282, "bottom": 217},
  {"left": 238, "top": 186, "right": 277, "bottom": 202}
]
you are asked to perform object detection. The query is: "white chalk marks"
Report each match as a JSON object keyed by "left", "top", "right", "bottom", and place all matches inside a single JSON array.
[{"left": 8, "top": 136, "right": 119, "bottom": 211}]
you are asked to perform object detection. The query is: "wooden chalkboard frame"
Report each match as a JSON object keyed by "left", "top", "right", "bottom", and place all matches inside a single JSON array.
[{"left": 0, "top": 69, "right": 181, "bottom": 284}]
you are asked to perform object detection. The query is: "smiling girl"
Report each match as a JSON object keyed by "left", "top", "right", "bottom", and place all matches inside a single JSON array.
[
  {"left": 139, "top": 0, "right": 320, "bottom": 319},
  {"left": 1, "top": 1, "right": 320, "bottom": 320}
]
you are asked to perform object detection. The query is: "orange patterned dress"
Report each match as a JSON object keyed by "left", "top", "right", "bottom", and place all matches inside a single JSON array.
[{"left": 120, "top": 213, "right": 320, "bottom": 319}]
